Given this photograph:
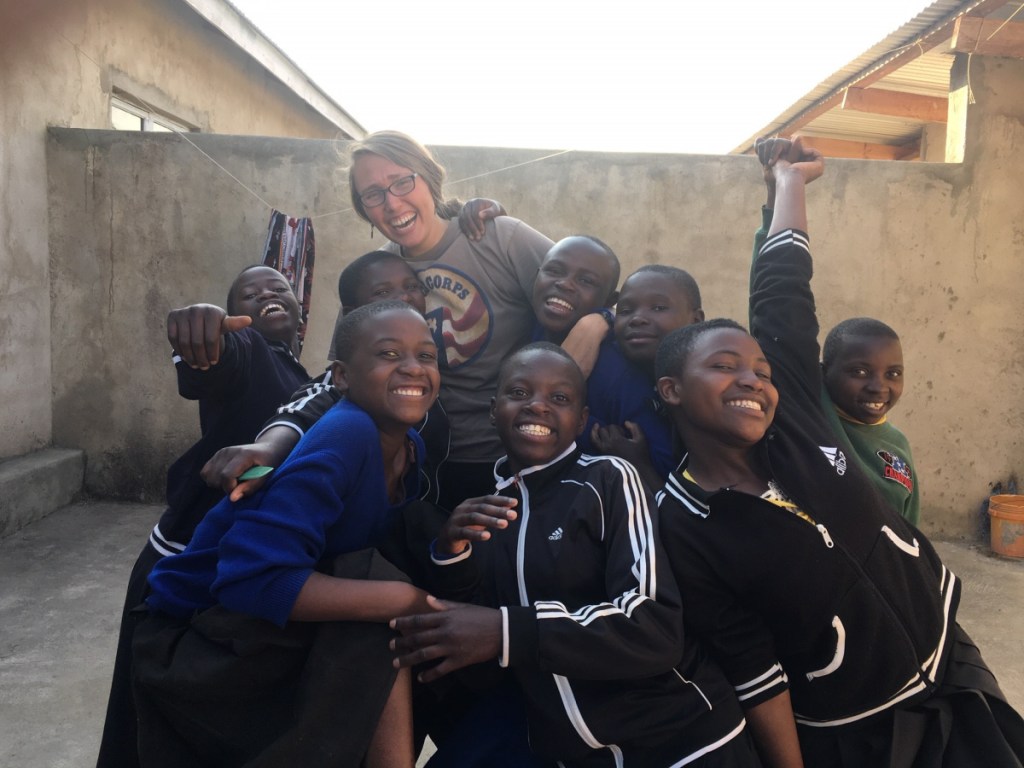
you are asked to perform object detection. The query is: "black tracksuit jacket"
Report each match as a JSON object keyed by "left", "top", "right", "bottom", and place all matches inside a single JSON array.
[
  {"left": 658, "top": 229, "right": 959, "bottom": 727},
  {"left": 433, "top": 446, "right": 748, "bottom": 766}
]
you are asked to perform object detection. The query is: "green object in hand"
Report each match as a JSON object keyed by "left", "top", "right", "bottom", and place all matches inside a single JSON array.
[{"left": 238, "top": 465, "right": 274, "bottom": 481}]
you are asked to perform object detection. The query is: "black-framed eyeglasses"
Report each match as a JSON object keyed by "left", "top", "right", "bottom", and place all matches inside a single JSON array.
[{"left": 359, "top": 173, "right": 419, "bottom": 208}]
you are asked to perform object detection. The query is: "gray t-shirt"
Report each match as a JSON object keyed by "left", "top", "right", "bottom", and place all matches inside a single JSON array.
[{"left": 398, "top": 216, "right": 552, "bottom": 460}]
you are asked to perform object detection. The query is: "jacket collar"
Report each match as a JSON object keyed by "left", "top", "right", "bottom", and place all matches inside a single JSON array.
[
  {"left": 662, "top": 453, "right": 713, "bottom": 519},
  {"left": 493, "top": 442, "right": 580, "bottom": 493}
]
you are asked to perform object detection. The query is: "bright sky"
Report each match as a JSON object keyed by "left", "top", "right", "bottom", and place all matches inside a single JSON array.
[{"left": 230, "top": 0, "right": 932, "bottom": 154}]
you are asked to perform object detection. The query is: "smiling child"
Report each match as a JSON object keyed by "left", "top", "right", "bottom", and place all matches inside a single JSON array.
[
  {"left": 530, "top": 235, "right": 620, "bottom": 343},
  {"left": 579, "top": 264, "right": 705, "bottom": 489},
  {"left": 132, "top": 301, "right": 442, "bottom": 767},
  {"left": 657, "top": 141, "right": 1024, "bottom": 767},
  {"left": 822, "top": 317, "right": 918, "bottom": 524},
  {"left": 390, "top": 343, "right": 759, "bottom": 767},
  {"left": 96, "top": 264, "right": 310, "bottom": 768}
]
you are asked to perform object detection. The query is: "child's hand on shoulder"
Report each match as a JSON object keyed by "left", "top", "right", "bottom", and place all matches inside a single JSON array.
[
  {"left": 167, "top": 303, "right": 252, "bottom": 370},
  {"left": 457, "top": 198, "right": 506, "bottom": 242},
  {"left": 591, "top": 421, "right": 649, "bottom": 466},
  {"left": 438, "top": 495, "right": 518, "bottom": 555}
]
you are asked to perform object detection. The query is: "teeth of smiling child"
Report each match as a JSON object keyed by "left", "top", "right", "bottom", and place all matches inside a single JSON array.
[
  {"left": 728, "top": 400, "right": 763, "bottom": 412},
  {"left": 260, "top": 303, "right": 284, "bottom": 317},
  {"left": 518, "top": 424, "right": 552, "bottom": 436},
  {"left": 393, "top": 387, "right": 424, "bottom": 397},
  {"left": 864, "top": 402, "right": 886, "bottom": 410},
  {"left": 547, "top": 298, "right": 574, "bottom": 311}
]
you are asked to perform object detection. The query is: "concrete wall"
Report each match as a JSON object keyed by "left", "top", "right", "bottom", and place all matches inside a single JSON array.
[
  {"left": 0, "top": 0, "right": 348, "bottom": 464},
  {"left": 46, "top": 54, "right": 1024, "bottom": 537}
]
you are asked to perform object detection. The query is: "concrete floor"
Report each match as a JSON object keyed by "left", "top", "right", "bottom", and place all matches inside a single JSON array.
[{"left": 1, "top": 500, "right": 1022, "bottom": 767}]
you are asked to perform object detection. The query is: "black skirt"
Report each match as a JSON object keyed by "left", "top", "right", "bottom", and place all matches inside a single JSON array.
[{"left": 131, "top": 549, "right": 403, "bottom": 768}]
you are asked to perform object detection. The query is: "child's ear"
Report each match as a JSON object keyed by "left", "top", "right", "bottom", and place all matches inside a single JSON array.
[
  {"left": 657, "top": 375, "right": 683, "bottom": 406},
  {"left": 575, "top": 405, "right": 590, "bottom": 437},
  {"left": 331, "top": 361, "right": 349, "bottom": 392},
  {"left": 691, "top": 308, "right": 706, "bottom": 324},
  {"left": 605, "top": 289, "right": 619, "bottom": 307}
]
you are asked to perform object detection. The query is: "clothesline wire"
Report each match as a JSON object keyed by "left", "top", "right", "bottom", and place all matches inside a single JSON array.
[
  {"left": 62, "top": 6, "right": 1020, "bottom": 216},
  {"left": 61, "top": 32, "right": 574, "bottom": 220}
]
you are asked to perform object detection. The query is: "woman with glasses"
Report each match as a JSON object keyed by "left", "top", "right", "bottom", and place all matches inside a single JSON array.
[
  {"left": 347, "top": 132, "right": 554, "bottom": 765},
  {"left": 348, "top": 130, "right": 554, "bottom": 511}
]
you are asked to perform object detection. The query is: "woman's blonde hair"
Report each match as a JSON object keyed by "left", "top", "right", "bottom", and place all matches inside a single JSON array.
[{"left": 346, "top": 131, "right": 461, "bottom": 222}]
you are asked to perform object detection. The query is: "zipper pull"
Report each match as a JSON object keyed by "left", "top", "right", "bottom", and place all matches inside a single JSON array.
[{"left": 816, "top": 524, "right": 835, "bottom": 548}]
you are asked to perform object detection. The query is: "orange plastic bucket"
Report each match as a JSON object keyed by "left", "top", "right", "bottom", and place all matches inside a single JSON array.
[{"left": 988, "top": 495, "right": 1024, "bottom": 559}]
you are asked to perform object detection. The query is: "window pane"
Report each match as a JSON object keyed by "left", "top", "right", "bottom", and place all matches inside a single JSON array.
[{"left": 111, "top": 105, "right": 143, "bottom": 131}]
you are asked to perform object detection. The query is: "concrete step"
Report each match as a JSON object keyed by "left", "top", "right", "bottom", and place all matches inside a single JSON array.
[{"left": 0, "top": 448, "right": 85, "bottom": 539}]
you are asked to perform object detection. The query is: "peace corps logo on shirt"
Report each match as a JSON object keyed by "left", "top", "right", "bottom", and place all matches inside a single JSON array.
[{"left": 417, "top": 265, "right": 493, "bottom": 370}]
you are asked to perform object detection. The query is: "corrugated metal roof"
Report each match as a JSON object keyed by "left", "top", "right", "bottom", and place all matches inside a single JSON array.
[{"left": 731, "top": 0, "right": 1019, "bottom": 155}]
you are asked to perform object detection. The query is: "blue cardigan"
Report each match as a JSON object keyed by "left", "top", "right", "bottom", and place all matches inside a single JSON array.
[{"left": 147, "top": 400, "right": 424, "bottom": 626}]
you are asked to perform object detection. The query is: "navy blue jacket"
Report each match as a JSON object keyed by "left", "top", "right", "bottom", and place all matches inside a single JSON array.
[{"left": 153, "top": 327, "right": 308, "bottom": 554}]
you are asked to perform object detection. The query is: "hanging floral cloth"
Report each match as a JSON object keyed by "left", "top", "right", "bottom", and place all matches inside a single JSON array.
[{"left": 262, "top": 210, "right": 316, "bottom": 354}]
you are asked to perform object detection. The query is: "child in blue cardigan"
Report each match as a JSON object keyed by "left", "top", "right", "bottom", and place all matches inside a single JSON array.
[{"left": 133, "top": 301, "right": 440, "bottom": 768}]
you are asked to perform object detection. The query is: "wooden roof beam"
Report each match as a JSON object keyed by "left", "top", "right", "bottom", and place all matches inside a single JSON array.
[
  {"left": 840, "top": 87, "right": 948, "bottom": 122},
  {"left": 799, "top": 136, "right": 921, "bottom": 161},
  {"left": 951, "top": 15, "right": 1024, "bottom": 57},
  {"left": 738, "top": 0, "right": 1013, "bottom": 152}
]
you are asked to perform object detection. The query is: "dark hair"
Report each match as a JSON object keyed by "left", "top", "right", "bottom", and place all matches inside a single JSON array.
[
  {"left": 655, "top": 318, "right": 748, "bottom": 380},
  {"left": 346, "top": 130, "right": 462, "bottom": 224},
  {"left": 629, "top": 265, "right": 702, "bottom": 309},
  {"left": 822, "top": 317, "right": 901, "bottom": 371},
  {"left": 562, "top": 234, "right": 622, "bottom": 301},
  {"left": 330, "top": 299, "right": 420, "bottom": 362},
  {"left": 226, "top": 264, "right": 283, "bottom": 315},
  {"left": 337, "top": 250, "right": 415, "bottom": 310},
  {"left": 497, "top": 342, "right": 587, "bottom": 401}
]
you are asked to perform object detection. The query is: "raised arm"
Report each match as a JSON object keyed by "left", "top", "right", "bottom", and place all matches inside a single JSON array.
[
  {"left": 765, "top": 140, "right": 823, "bottom": 237},
  {"left": 749, "top": 141, "right": 825, "bottom": 398},
  {"left": 750, "top": 137, "right": 794, "bottom": 308},
  {"left": 167, "top": 303, "right": 251, "bottom": 371}
]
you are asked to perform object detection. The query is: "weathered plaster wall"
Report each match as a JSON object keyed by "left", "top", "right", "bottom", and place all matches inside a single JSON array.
[
  {"left": 0, "top": 0, "right": 346, "bottom": 461},
  {"left": 46, "top": 61, "right": 1024, "bottom": 535}
]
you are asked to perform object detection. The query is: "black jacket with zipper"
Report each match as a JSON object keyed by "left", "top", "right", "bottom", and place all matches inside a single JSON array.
[
  {"left": 433, "top": 446, "right": 748, "bottom": 766},
  {"left": 658, "top": 229, "right": 958, "bottom": 727}
]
